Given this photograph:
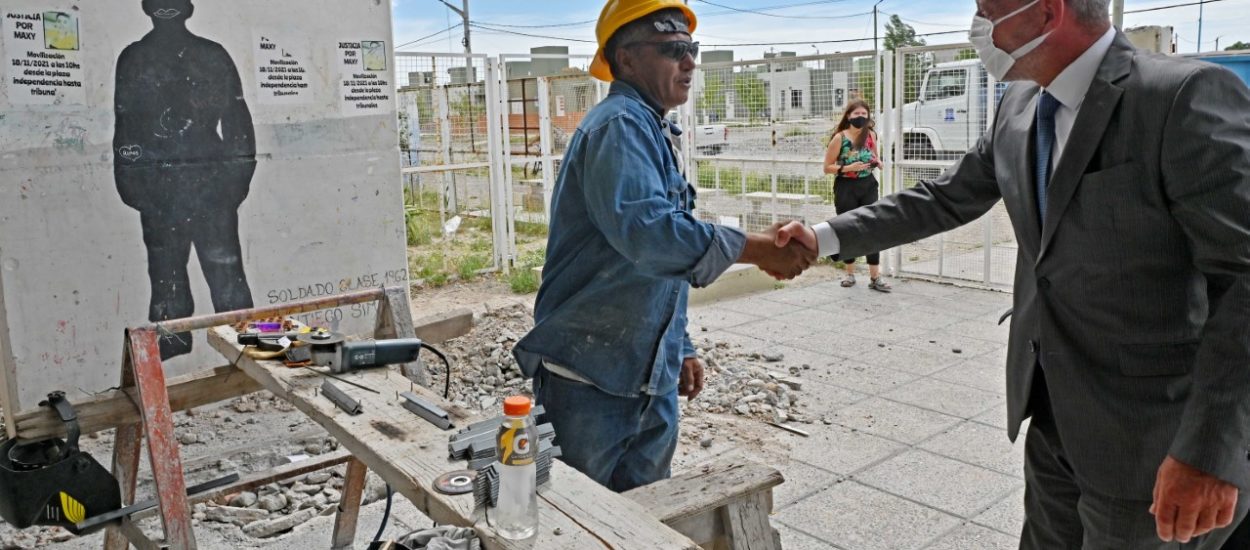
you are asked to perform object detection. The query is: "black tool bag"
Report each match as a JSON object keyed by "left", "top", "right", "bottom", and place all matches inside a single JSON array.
[{"left": 0, "top": 391, "right": 121, "bottom": 534}]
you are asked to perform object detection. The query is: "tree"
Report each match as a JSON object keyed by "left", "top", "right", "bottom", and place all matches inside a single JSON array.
[
  {"left": 955, "top": 48, "right": 979, "bottom": 61},
  {"left": 1226, "top": 41, "right": 1250, "bottom": 51},
  {"left": 883, "top": 15, "right": 925, "bottom": 52}
]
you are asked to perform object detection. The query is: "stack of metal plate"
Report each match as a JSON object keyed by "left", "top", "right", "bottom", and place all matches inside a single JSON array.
[{"left": 454, "top": 409, "right": 561, "bottom": 508}]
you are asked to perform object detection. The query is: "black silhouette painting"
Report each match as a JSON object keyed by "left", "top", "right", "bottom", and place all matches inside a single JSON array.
[{"left": 113, "top": 0, "right": 256, "bottom": 359}]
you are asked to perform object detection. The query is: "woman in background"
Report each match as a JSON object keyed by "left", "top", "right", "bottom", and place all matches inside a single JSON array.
[{"left": 823, "top": 99, "right": 889, "bottom": 292}]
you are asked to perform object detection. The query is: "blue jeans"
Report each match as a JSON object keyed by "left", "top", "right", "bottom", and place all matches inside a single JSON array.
[{"left": 532, "top": 366, "right": 679, "bottom": 492}]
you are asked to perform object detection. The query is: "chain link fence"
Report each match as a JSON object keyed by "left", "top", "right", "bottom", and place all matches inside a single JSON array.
[
  {"left": 887, "top": 44, "right": 1015, "bottom": 289},
  {"left": 685, "top": 50, "right": 879, "bottom": 236},
  {"left": 395, "top": 52, "right": 508, "bottom": 284}
]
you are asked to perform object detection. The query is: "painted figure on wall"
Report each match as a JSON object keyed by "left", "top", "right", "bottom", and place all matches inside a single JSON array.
[{"left": 113, "top": 0, "right": 256, "bottom": 359}]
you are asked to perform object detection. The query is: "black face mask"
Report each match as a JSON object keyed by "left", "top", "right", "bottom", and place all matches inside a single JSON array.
[{"left": 848, "top": 116, "right": 869, "bottom": 129}]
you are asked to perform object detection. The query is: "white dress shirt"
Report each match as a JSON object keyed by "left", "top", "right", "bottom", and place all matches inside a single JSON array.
[{"left": 811, "top": 26, "right": 1118, "bottom": 259}]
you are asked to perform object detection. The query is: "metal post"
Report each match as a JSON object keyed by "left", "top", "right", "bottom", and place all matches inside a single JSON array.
[
  {"left": 1198, "top": 0, "right": 1205, "bottom": 53},
  {"left": 536, "top": 77, "right": 555, "bottom": 220},
  {"left": 1112, "top": 0, "right": 1124, "bottom": 30},
  {"left": 438, "top": 0, "right": 471, "bottom": 54},
  {"left": 484, "top": 57, "right": 514, "bottom": 271}
]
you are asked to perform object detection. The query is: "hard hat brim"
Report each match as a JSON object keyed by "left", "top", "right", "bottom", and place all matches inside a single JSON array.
[{"left": 591, "top": 49, "right": 613, "bottom": 82}]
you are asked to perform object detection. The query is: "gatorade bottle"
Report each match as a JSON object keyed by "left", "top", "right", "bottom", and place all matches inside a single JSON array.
[{"left": 492, "top": 395, "right": 538, "bottom": 539}]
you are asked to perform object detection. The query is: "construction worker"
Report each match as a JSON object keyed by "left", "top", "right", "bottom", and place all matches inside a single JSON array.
[{"left": 513, "top": 0, "right": 816, "bottom": 492}]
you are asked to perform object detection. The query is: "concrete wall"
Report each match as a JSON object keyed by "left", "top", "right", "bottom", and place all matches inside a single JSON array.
[{"left": 0, "top": 0, "right": 406, "bottom": 424}]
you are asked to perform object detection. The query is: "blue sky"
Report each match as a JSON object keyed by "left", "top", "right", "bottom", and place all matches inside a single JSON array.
[{"left": 392, "top": 0, "right": 1250, "bottom": 60}]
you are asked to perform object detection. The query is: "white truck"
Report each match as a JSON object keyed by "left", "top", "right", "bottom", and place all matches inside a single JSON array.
[
  {"left": 693, "top": 123, "right": 729, "bottom": 155},
  {"left": 901, "top": 59, "right": 1004, "bottom": 160}
]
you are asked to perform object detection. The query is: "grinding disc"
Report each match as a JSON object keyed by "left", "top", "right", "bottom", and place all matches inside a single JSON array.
[
  {"left": 433, "top": 470, "right": 477, "bottom": 495},
  {"left": 296, "top": 330, "right": 346, "bottom": 346}
]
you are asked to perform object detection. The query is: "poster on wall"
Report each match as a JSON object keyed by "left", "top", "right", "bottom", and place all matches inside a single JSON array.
[
  {"left": 2, "top": 8, "right": 86, "bottom": 106},
  {"left": 0, "top": 0, "right": 405, "bottom": 427},
  {"left": 254, "top": 33, "right": 312, "bottom": 105},
  {"left": 339, "top": 39, "right": 393, "bottom": 116}
]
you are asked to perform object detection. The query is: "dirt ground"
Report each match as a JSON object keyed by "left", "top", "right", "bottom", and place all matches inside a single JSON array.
[{"left": 0, "top": 264, "right": 844, "bottom": 549}]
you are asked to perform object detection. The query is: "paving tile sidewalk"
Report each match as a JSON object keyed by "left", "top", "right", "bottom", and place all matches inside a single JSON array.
[{"left": 687, "top": 275, "right": 1023, "bottom": 550}]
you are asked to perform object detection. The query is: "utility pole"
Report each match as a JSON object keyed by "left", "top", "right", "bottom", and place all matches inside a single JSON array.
[
  {"left": 872, "top": 0, "right": 884, "bottom": 53},
  {"left": 1197, "top": 0, "right": 1205, "bottom": 53},
  {"left": 1111, "top": 0, "right": 1124, "bottom": 30},
  {"left": 438, "top": 0, "right": 471, "bottom": 54}
]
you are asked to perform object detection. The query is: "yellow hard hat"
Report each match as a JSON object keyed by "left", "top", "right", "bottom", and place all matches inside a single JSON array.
[{"left": 590, "top": 0, "right": 698, "bottom": 82}]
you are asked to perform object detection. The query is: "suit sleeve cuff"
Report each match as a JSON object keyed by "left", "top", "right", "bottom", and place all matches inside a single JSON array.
[
  {"left": 813, "top": 222, "right": 840, "bottom": 258},
  {"left": 690, "top": 225, "right": 746, "bottom": 288}
]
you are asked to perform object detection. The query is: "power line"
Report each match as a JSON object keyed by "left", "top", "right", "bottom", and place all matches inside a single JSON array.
[
  {"left": 467, "top": 22, "right": 597, "bottom": 43},
  {"left": 396, "top": 22, "right": 462, "bottom": 50},
  {"left": 703, "top": 29, "right": 964, "bottom": 47},
  {"left": 470, "top": 18, "right": 597, "bottom": 29},
  {"left": 1124, "top": 0, "right": 1230, "bottom": 14},
  {"left": 695, "top": 0, "right": 873, "bottom": 20}
]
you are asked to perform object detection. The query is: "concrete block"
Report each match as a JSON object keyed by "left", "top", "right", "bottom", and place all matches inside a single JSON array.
[
  {"left": 412, "top": 308, "right": 474, "bottom": 344},
  {"left": 690, "top": 263, "right": 776, "bottom": 306},
  {"left": 242, "top": 508, "right": 317, "bottom": 538}
]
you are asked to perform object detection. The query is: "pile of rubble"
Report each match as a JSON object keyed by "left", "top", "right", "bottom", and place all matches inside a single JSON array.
[
  {"left": 194, "top": 467, "right": 390, "bottom": 540},
  {"left": 426, "top": 304, "right": 810, "bottom": 424},
  {"left": 685, "top": 339, "right": 813, "bottom": 425}
]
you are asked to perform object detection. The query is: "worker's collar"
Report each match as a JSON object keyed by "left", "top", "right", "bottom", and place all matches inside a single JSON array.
[{"left": 611, "top": 79, "right": 668, "bottom": 119}]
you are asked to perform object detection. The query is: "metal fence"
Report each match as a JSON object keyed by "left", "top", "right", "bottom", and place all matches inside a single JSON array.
[
  {"left": 392, "top": 45, "right": 1018, "bottom": 290},
  {"left": 396, "top": 52, "right": 510, "bottom": 273},
  {"left": 684, "top": 50, "right": 880, "bottom": 238},
  {"left": 886, "top": 44, "right": 1016, "bottom": 289}
]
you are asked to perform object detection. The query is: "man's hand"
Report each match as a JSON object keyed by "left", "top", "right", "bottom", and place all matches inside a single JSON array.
[
  {"left": 1150, "top": 455, "right": 1239, "bottom": 543},
  {"left": 740, "top": 222, "right": 817, "bottom": 280},
  {"left": 680, "top": 357, "right": 705, "bottom": 400},
  {"left": 774, "top": 220, "right": 818, "bottom": 252}
]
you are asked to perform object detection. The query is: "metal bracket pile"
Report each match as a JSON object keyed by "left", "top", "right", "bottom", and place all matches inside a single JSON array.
[{"left": 446, "top": 408, "right": 561, "bottom": 509}]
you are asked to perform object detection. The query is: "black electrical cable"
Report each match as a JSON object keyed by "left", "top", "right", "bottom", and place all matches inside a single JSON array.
[
  {"left": 420, "top": 342, "right": 454, "bottom": 399},
  {"left": 371, "top": 484, "right": 394, "bottom": 545}
]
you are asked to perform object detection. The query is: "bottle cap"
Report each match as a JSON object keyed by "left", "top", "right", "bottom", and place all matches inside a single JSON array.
[{"left": 503, "top": 395, "right": 531, "bottom": 416}]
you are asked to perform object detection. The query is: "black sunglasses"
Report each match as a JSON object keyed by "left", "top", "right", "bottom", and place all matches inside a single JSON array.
[{"left": 624, "top": 40, "right": 699, "bottom": 62}]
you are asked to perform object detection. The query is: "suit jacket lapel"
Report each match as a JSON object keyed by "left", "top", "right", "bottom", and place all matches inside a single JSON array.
[{"left": 1038, "top": 33, "right": 1135, "bottom": 261}]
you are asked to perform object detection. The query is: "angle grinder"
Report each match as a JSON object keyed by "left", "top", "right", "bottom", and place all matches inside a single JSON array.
[{"left": 294, "top": 329, "right": 425, "bottom": 374}]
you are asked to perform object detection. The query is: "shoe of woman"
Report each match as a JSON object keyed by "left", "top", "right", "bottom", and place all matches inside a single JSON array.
[
  {"left": 840, "top": 274, "right": 856, "bottom": 288},
  {"left": 869, "top": 277, "right": 892, "bottom": 293}
]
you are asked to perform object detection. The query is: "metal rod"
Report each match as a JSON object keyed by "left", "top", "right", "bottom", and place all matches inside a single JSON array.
[
  {"left": 151, "top": 288, "right": 385, "bottom": 333},
  {"left": 302, "top": 367, "right": 381, "bottom": 394},
  {"left": 76, "top": 474, "right": 241, "bottom": 532}
]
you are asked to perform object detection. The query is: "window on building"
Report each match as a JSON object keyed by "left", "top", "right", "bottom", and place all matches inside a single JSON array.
[{"left": 791, "top": 89, "right": 803, "bottom": 109}]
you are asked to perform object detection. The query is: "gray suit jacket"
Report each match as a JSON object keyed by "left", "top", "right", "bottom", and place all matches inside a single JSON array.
[{"left": 830, "top": 32, "right": 1250, "bottom": 499}]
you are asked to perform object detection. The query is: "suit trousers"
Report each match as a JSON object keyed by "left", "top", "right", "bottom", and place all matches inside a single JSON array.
[{"left": 1021, "top": 370, "right": 1249, "bottom": 549}]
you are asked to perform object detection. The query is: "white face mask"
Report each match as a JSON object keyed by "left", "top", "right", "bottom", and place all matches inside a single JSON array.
[{"left": 969, "top": 0, "right": 1053, "bottom": 81}]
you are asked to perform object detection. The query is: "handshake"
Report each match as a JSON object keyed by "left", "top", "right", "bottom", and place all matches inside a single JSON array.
[{"left": 741, "top": 221, "right": 820, "bottom": 280}]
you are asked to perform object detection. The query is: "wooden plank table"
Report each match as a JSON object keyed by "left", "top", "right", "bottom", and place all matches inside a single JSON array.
[{"left": 207, "top": 326, "right": 700, "bottom": 550}]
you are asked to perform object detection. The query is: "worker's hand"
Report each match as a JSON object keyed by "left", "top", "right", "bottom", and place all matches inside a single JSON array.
[
  {"left": 757, "top": 222, "right": 817, "bottom": 280},
  {"left": 774, "top": 220, "right": 818, "bottom": 253},
  {"left": 1151, "top": 455, "right": 1239, "bottom": 543},
  {"left": 680, "top": 357, "right": 705, "bottom": 400}
]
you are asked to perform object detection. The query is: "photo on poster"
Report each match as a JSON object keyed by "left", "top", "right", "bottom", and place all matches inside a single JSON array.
[
  {"left": 43, "top": 11, "right": 79, "bottom": 51},
  {"left": 362, "top": 40, "right": 386, "bottom": 71}
]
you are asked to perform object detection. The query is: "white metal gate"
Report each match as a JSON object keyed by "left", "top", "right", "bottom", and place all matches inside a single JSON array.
[
  {"left": 684, "top": 50, "right": 884, "bottom": 240},
  {"left": 395, "top": 52, "right": 511, "bottom": 272},
  {"left": 882, "top": 43, "right": 1017, "bottom": 290}
]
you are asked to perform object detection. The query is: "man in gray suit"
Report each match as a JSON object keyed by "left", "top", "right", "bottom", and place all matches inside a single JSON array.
[{"left": 780, "top": 0, "right": 1250, "bottom": 547}]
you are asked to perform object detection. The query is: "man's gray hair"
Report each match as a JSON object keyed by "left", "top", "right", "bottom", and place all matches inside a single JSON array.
[
  {"left": 1068, "top": 0, "right": 1111, "bottom": 27},
  {"left": 605, "top": 8, "right": 690, "bottom": 79}
]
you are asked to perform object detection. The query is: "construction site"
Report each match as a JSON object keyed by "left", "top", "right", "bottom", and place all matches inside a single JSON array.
[{"left": 2, "top": 0, "right": 1250, "bottom": 549}]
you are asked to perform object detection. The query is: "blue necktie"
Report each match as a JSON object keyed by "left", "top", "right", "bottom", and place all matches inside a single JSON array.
[{"left": 1035, "top": 91, "right": 1060, "bottom": 224}]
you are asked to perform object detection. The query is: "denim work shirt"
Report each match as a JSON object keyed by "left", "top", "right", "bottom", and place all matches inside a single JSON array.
[{"left": 513, "top": 80, "right": 746, "bottom": 398}]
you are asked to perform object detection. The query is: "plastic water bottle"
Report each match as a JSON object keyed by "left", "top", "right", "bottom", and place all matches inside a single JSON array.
[{"left": 492, "top": 395, "right": 538, "bottom": 539}]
